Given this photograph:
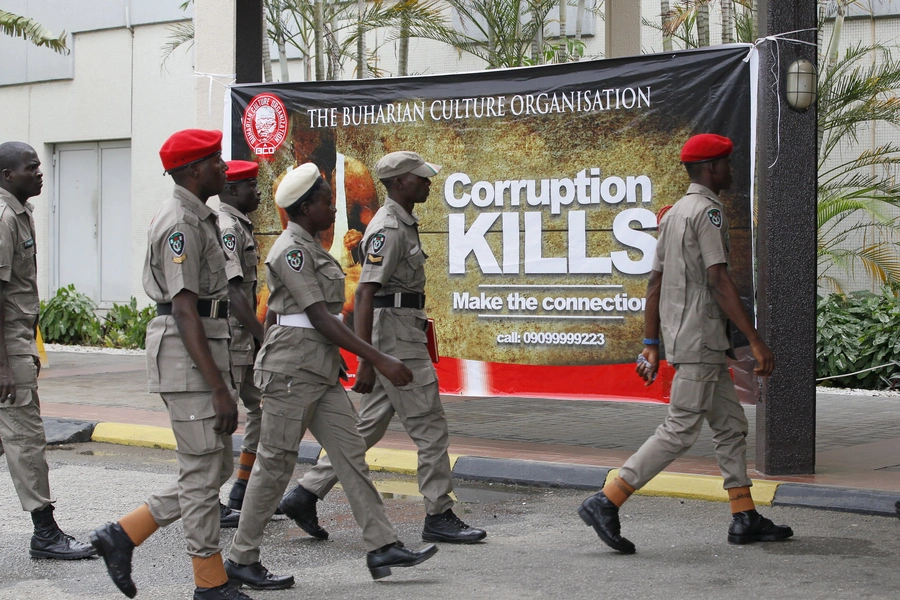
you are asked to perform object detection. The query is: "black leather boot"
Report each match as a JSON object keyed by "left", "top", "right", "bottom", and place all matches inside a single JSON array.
[
  {"left": 278, "top": 485, "right": 328, "bottom": 540},
  {"left": 225, "top": 559, "right": 294, "bottom": 590},
  {"left": 90, "top": 522, "right": 137, "bottom": 598},
  {"left": 193, "top": 583, "right": 255, "bottom": 599},
  {"left": 577, "top": 492, "right": 636, "bottom": 554},
  {"left": 366, "top": 541, "right": 438, "bottom": 580},
  {"left": 227, "top": 479, "right": 248, "bottom": 511},
  {"left": 728, "top": 510, "right": 793, "bottom": 544},
  {"left": 220, "top": 502, "right": 240, "bottom": 528},
  {"left": 30, "top": 504, "right": 96, "bottom": 560},
  {"left": 423, "top": 509, "right": 487, "bottom": 543}
]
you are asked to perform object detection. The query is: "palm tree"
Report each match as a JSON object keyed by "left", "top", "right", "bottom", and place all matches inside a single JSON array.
[{"left": 0, "top": 9, "right": 68, "bottom": 54}]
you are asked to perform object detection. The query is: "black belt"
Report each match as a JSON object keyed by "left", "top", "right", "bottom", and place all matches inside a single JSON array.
[
  {"left": 156, "top": 298, "right": 230, "bottom": 319},
  {"left": 372, "top": 293, "right": 425, "bottom": 309}
]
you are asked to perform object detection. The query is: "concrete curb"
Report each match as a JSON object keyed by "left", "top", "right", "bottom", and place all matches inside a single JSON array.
[
  {"left": 80, "top": 421, "right": 899, "bottom": 518},
  {"left": 773, "top": 483, "right": 899, "bottom": 517}
]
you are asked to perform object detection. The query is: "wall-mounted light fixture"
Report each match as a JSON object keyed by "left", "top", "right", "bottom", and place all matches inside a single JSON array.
[{"left": 785, "top": 58, "right": 817, "bottom": 111}]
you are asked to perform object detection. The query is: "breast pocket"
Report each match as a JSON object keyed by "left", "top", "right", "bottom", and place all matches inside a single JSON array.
[
  {"left": 16, "top": 243, "right": 36, "bottom": 280},
  {"left": 319, "top": 265, "right": 346, "bottom": 305},
  {"left": 200, "top": 247, "right": 228, "bottom": 294},
  {"left": 404, "top": 248, "right": 427, "bottom": 290}
]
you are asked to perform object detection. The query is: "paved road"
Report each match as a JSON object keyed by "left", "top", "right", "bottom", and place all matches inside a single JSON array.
[{"left": 1, "top": 442, "right": 899, "bottom": 599}]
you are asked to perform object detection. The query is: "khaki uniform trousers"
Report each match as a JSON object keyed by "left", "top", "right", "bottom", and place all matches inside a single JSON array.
[
  {"left": 619, "top": 363, "right": 753, "bottom": 491},
  {"left": 229, "top": 374, "right": 397, "bottom": 565},
  {"left": 232, "top": 363, "right": 262, "bottom": 454},
  {"left": 145, "top": 392, "right": 234, "bottom": 558},
  {"left": 300, "top": 358, "right": 454, "bottom": 516},
  {"left": 0, "top": 355, "right": 53, "bottom": 512}
]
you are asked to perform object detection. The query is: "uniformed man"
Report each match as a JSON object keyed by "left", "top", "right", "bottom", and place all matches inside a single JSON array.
[
  {"left": 0, "top": 142, "right": 96, "bottom": 561},
  {"left": 217, "top": 160, "right": 265, "bottom": 513},
  {"left": 280, "top": 151, "right": 486, "bottom": 545},
  {"left": 224, "top": 163, "right": 438, "bottom": 589},
  {"left": 578, "top": 134, "right": 793, "bottom": 554},
  {"left": 90, "top": 130, "right": 255, "bottom": 600}
]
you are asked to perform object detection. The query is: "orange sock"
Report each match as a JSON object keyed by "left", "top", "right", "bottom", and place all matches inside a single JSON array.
[
  {"left": 728, "top": 486, "right": 755, "bottom": 513},
  {"left": 192, "top": 553, "right": 228, "bottom": 589},
  {"left": 118, "top": 504, "right": 159, "bottom": 547},
  {"left": 237, "top": 451, "right": 256, "bottom": 482},
  {"left": 601, "top": 476, "right": 635, "bottom": 507}
]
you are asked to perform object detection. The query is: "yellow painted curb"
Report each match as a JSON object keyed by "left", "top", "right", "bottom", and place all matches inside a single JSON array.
[
  {"left": 92, "top": 423, "right": 176, "bottom": 450},
  {"left": 320, "top": 447, "right": 459, "bottom": 475},
  {"left": 607, "top": 469, "right": 779, "bottom": 506},
  {"left": 337, "top": 479, "right": 458, "bottom": 502}
]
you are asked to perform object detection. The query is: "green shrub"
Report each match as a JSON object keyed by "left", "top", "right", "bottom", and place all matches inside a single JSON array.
[
  {"left": 817, "top": 288, "right": 900, "bottom": 389},
  {"left": 102, "top": 298, "right": 156, "bottom": 349},
  {"left": 39, "top": 284, "right": 103, "bottom": 345}
]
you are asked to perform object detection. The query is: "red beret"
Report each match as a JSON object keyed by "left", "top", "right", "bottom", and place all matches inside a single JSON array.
[
  {"left": 225, "top": 160, "right": 259, "bottom": 182},
  {"left": 159, "top": 129, "right": 222, "bottom": 172},
  {"left": 680, "top": 134, "right": 733, "bottom": 164},
  {"left": 657, "top": 204, "right": 673, "bottom": 224}
]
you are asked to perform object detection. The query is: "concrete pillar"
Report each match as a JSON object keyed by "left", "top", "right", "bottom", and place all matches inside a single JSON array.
[
  {"left": 755, "top": 0, "right": 818, "bottom": 475},
  {"left": 193, "top": 0, "right": 236, "bottom": 130},
  {"left": 604, "top": 0, "right": 641, "bottom": 58}
]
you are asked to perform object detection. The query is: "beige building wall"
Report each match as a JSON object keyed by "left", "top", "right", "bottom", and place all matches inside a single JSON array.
[{"left": 0, "top": 22, "right": 197, "bottom": 305}]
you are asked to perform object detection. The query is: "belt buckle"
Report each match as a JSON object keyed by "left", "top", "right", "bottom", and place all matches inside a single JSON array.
[
  {"left": 208, "top": 299, "right": 220, "bottom": 318},
  {"left": 394, "top": 292, "right": 403, "bottom": 308}
]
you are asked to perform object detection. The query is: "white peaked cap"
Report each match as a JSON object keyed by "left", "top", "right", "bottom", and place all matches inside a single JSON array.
[{"left": 275, "top": 162, "right": 321, "bottom": 209}]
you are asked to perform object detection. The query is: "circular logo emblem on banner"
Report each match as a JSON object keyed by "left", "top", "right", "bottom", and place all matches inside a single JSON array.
[{"left": 243, "top": 93, "right": 288, "bottom": 160}]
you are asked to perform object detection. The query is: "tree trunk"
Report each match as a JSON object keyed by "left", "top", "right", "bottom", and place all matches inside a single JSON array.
[
  {"left": 574, "top": 0, "right": 585, "bottom": 60},
  {"left": 356, "top": 0, "right": 366, "bottom": 78},
  {"left": 398, "top": 10, "right": 410, "bottom": 76},
  {"left": 261, "top": 2, "right": 272, "bottom": 82},
  {"left": 697, "top": 1, "right": 710, "bottom": 47},
  {"left": 314, "top": 0, "right": 324, "bottom": 81},
  {"left": 661, "top": 0, "right": 672, "bottom": 52},
  {"left": 558, "top": 0, "right": 567, "bottom": 62},
  {"left": 721, "top": 0, "right": 734, "bottom": 44},
  {"left": 277, "top": 36, "right": 290, "bottom": 81}
]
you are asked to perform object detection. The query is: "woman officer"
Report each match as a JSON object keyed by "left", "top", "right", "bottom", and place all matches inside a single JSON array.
[{"left": 224, "top": 163, "right": 438, "bottom": 590}]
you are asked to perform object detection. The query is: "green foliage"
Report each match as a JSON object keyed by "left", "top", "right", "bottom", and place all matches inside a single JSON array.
[
  {"left": 102, "top": 299, "right": 157, "bottom": 350},
  {"left": 0, "top": 10, "right": 68, "bottom": 54},
  {"left": 39, "top": 285, "right": 102, "bottom": 345},
  {"left": 816, "top": 289, "right": 900, "bottom": 389}
]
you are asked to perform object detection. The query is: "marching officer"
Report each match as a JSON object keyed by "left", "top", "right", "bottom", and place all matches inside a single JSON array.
[
  {"left": 217, "top": 160, "right": 265, "bottom": 513},
  {"left": 0, "top": 142, "right": 96, "bottom": 560},
  {"left": 280, "top": 151, "right": 486, "bottom": 545},
  {"left": 578, "top": 134, "right": 793, "bottom": 554},
  {"left": 90, "top": 130, "right": 255, "bottom": 600},
  {"left": 224, "top": 163, "right": 438, "bottom": 590}
]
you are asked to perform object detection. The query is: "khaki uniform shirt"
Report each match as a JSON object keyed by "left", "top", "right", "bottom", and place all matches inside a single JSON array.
[
  {"left": 0, "top": 189, "right": 38, "bottom": 357},
  {"left": 143, "top": 185, "right": 231, "bottom": 392},
  {"left": 218, "top": 202, "right": 259, "bottom": 366},
  {"left": 254, "top": 222, "right": 343, "bottom": 385},
  {"left": 360, "top": 197, "right": 430, "bottom": 361},
  {"left": 652, "top": 183, "right": 731, "bottom": 365}
]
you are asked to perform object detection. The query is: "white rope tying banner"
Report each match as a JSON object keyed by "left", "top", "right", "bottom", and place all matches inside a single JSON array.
[
  {"left": 815, "top": 361, "right": 900, "bottom": 382},
  {"left": 743, "top": 28, "right": 818, "bottom": 169},
  {"left": 193, "top": 71, "right": 237, "bottom": 117}
]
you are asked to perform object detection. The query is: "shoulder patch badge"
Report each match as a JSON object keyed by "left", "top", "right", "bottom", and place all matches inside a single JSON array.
[
  {"left": 222, "top": 232, "right": 237, "bottom": 253},
  {"left": 285, "top": 248, "right": 304, "bottom": 272},
  {"left": 707, "top": 208, "right": 723, "bottom": 229},
  {"left": 168, "top": 231, "right": 185, "bottom": 256},
  {"left": 370, "top": 233, "right": 386, "bottom": 254}
]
